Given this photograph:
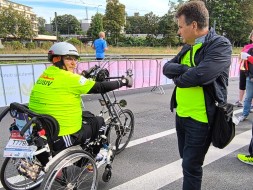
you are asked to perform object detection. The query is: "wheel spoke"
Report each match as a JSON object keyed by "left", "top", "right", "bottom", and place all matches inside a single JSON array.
[
  {"left": 40, "top": 151, "right": 98, "bottom": 190},
  {"left": 0, "top": 158, "right": 44, "bottom": 190},
  {"left": 107, "top": 109, "right": 134, "bottom": 154}
]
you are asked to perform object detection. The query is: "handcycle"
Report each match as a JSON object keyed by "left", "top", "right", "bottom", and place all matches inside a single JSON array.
[
  {"left": 0, "top": 102, "right": 113, "bottom": 190},
  {"left": 82, "top": 60, "right": 135, "bottom": 155},
  {"left": 0, "top": 62, "right": 134, "bottom": 190}
]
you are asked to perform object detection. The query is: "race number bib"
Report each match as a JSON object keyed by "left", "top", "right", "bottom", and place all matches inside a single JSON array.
[{"left": 3, "top": 130, "right": 36, "bottom": 158}]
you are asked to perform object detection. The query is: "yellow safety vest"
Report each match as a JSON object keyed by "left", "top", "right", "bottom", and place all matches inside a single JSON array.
[{"left": 176, "top": 43, "right": 208, "bottom": 123}]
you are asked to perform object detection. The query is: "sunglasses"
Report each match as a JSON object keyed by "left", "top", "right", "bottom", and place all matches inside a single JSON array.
[{"left": 63, "top": 55, "right": 78, "bottom": 62}]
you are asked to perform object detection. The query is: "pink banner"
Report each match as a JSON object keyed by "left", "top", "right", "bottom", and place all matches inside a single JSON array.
[
  {"left": 229, "top": 57, "right": 240, "bottom": 77},
  {"left": 77, "top": 56, "right": 240, "bottom": 90},
  {"left": 0, "top": 56, "right": 242, "bottom": 107}
]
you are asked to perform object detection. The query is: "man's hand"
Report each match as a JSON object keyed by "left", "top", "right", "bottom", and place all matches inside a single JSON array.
[
  {"left": 241, "top": 52, "right": 250, "bottom": 60},
  {"left": 172, "top": 77, "right": 178, "bottom": 85},
  {"left": 122, "top": 76, "right": 133, "bottom": 88}
]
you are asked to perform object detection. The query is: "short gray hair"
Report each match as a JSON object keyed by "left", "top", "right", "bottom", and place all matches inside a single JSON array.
[{"left": 175, "top": 1, "right": 209, "bottom": 30}]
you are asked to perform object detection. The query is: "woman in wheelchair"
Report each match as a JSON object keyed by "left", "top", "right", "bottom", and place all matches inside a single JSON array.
[
  {"left": 29, "top": 42, "right": 132, "bottom": 153},
  {"left": 0, "top": 42, "right": 133, "bottom": 190}
]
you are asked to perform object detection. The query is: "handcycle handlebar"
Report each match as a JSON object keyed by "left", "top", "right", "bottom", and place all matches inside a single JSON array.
[
  {"left": 82, "top": 64, "right": 133, "bottom": 82},
  {"left": 20, "top": 116, "right": 42, "bottom": 136},
  {"left": 0, "top": 106, "right": 38, "bottom": 137},
  {"left": 105, "top": 76, "right": 124, "bottom": 80},
  {"left": 0, "top": 107, "right": 10, "bottom": 122}
]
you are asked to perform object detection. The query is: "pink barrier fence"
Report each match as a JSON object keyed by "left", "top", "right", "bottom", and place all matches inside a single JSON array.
[
  {"left": 0, "top": 56, "right": 240, "bottom": 106},
  {"left": 229, "top": 56, "right": 240, "bottom": 77},
  {"left": 77, "top": 55, "right": 239, "bottom": 88}
]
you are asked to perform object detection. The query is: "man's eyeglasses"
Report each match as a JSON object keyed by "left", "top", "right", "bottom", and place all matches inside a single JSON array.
[{"left": 63, "top": 55, "right": 78, "bottom": 62}]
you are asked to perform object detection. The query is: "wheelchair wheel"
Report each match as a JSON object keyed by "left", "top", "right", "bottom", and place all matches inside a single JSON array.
[
  {"left": 0, "top": 157, "right": 44, "bottom": 190},
  {"left": 108, "top": 109, "right": 134, "bottom": 154},
  {"left": 40, "top": 149, "right": 98, "bottom": 190}
]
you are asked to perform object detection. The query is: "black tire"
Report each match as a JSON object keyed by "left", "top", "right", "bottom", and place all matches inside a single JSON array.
[
  {"left": 102, "top": 168, "right": 112, "bottom": 182},
  {"left": 108, "top": 109, "right": 134, "bottom": 154},
  {"left": 40, "top": 149, "right": 98, "bottom": 190},
  {"left": 0, "top": 157, "right": 44, "bottom": 190}
]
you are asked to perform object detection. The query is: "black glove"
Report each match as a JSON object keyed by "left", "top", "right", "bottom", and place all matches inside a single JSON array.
[
  {"left": 81, "top": 66, "right": 96, "bottom": 78},
  {"left": 122, "top": 76, "right": 133, "bottom": 88},
  {"left": 81, "top": 70, "right": 89, "bottom": 78},
  {"left": 96, "top": 68, "right": 109, "bottom": 82}
]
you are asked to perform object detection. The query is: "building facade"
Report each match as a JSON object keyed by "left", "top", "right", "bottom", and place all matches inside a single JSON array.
[
  {"left": 80, "top": 19, "right": 91, "bottom": 33},
  {"left": 0, "top": 0, "right": 38, "bottom": 36}
]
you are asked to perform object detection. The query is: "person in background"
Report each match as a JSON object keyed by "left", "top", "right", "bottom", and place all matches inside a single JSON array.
[
  {"left": 237, "top": 32, "right": 253, "bottom": 122},
  {"left": 234, "top": 59, "right": 247, "bottom": 107},
  {"left": 237, "top": 46, "right": 253, "bottom": 165},
  {"left": 163, "top": 1, "right": 232, "bottom": 190},
  {"left": 29, "top": 42, "right": 132, "bottom": 155},
  {"left": 92, "top": 31, "right": 108, "bottom": 60},
  {"left": 234, "top": 31, "right": 253, "bottom": 108}
]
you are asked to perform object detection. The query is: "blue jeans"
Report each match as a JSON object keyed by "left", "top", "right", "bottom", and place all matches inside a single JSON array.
[
  {"left": 243, "top": 77, "right": 253, "bottom": 117},
  {"left": 176, "top": 115, "right": 212, "bottom": 190}
]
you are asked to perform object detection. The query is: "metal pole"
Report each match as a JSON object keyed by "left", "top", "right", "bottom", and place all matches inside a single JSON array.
[
  {"left": 55, "top": 12, "right": 58, "bottom": 41},
  {"left": 97, "top": 5, "right": 102, "bottom": 13},
  {"left": 213, "top": 20, "right": 216, "bottom": 30}
]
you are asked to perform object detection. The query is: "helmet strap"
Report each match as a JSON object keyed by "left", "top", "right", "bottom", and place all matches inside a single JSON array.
[
  {"left": 52, "top": 56, "right": 61, "bottom": 63},
  {"left": 52, "top": 56, "right": 66, "bottom": 70}
]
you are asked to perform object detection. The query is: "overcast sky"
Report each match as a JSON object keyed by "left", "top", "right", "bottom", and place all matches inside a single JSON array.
[{"left": 16, "top": 0, "right": 178, "bottom": 23}]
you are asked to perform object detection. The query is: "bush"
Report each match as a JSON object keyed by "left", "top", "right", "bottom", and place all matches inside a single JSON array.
[
  {"left": 117, "top": 36, "right": 146, "bottom": 47},
  {"left": 26, "top": 42, "right": 36, "bottom": 50},
  {"left": 10, "top": 41, "right": 23, "bottom": 50},
  {"left": 41, "top": 41, "right": 53, "bottom": 50},
  {"left": 67, "top": 38, "right": 82, "bottom": 47},
  {"left": 3, "top": 41, "right": 36, "bottom": 50},
  {"left": 3, "top": 41, "right": 11, "bottom": 48}
]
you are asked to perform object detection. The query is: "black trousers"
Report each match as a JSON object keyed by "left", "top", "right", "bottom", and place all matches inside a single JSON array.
[
  {"left": 36, "top": 112, "right": 105, "bottom": 165},
  {"left": 53, "top": 111, "right": 105, "bottom": 152}
]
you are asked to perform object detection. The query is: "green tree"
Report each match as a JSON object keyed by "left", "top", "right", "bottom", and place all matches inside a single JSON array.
[
  {"left": 0, "top": 5, "right": 35, "bottom": 40},
  {"left": 158, "top": 1, "right": 180, "bottom": 46},
  {"left": 203, "top": 0, "right": 253, "bottom": 46},
  {"left": 143, "top": 12, "right": 160, "bottom": 37},
  {"left": 87, "top": 13, "right": 104, "bottom": 41},
  {"left": 142, "top": 12, "right": 160, "bottom": 46},
  {"left": 38, "top": 17, "right": 47, "bottom": 34},
  {"left": 51, "top": 14, "right": 81, "bottom": 35},
  {"left": 125, "top": 15, "right": 145, "bottom": 34},
  {"left": 159, "top": 13, "right": 178, "bottom": 46},
  {"left": 103, "top": 0, "right": 126, "bottom": 45}
]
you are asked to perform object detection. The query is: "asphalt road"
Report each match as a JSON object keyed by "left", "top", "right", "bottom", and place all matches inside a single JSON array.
[{"left": 0, "top": 78, "right": 252, "bottom": 190}]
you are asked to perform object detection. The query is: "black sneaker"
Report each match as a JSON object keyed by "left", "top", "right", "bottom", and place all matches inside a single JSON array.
[{"left": 234, "top": 100, "right": 243, "bottom": 107}]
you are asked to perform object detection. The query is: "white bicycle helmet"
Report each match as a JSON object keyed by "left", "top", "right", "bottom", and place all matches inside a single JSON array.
[{"left": 48, "top": 42, "right": 80, "bottom": 61}]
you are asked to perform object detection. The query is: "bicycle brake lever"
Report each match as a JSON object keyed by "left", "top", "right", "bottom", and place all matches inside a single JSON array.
[{"left": 126, "top": 69, "right": 133, "bottom": 77}]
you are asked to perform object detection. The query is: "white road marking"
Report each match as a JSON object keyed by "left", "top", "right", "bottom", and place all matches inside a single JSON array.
[
  {"left": 124, "top": 107, "right": 243, "bottom": 150},
  {"left": 110, "top": 130, "right": 252, "bottom": 190},
  {"left": 126, "top": 128, "right": 176, "bottom": 148}
]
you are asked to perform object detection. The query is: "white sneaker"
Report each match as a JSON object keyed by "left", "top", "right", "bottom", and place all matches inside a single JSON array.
[
  {"left": 96, "top": 149, "right": 108, "bottom": 168},
  {"left": 95, "top": 153, "right": 103, "bottom": 162},
  {"left": 238, "top": 115, "right": 247, "bottom": 122}
]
